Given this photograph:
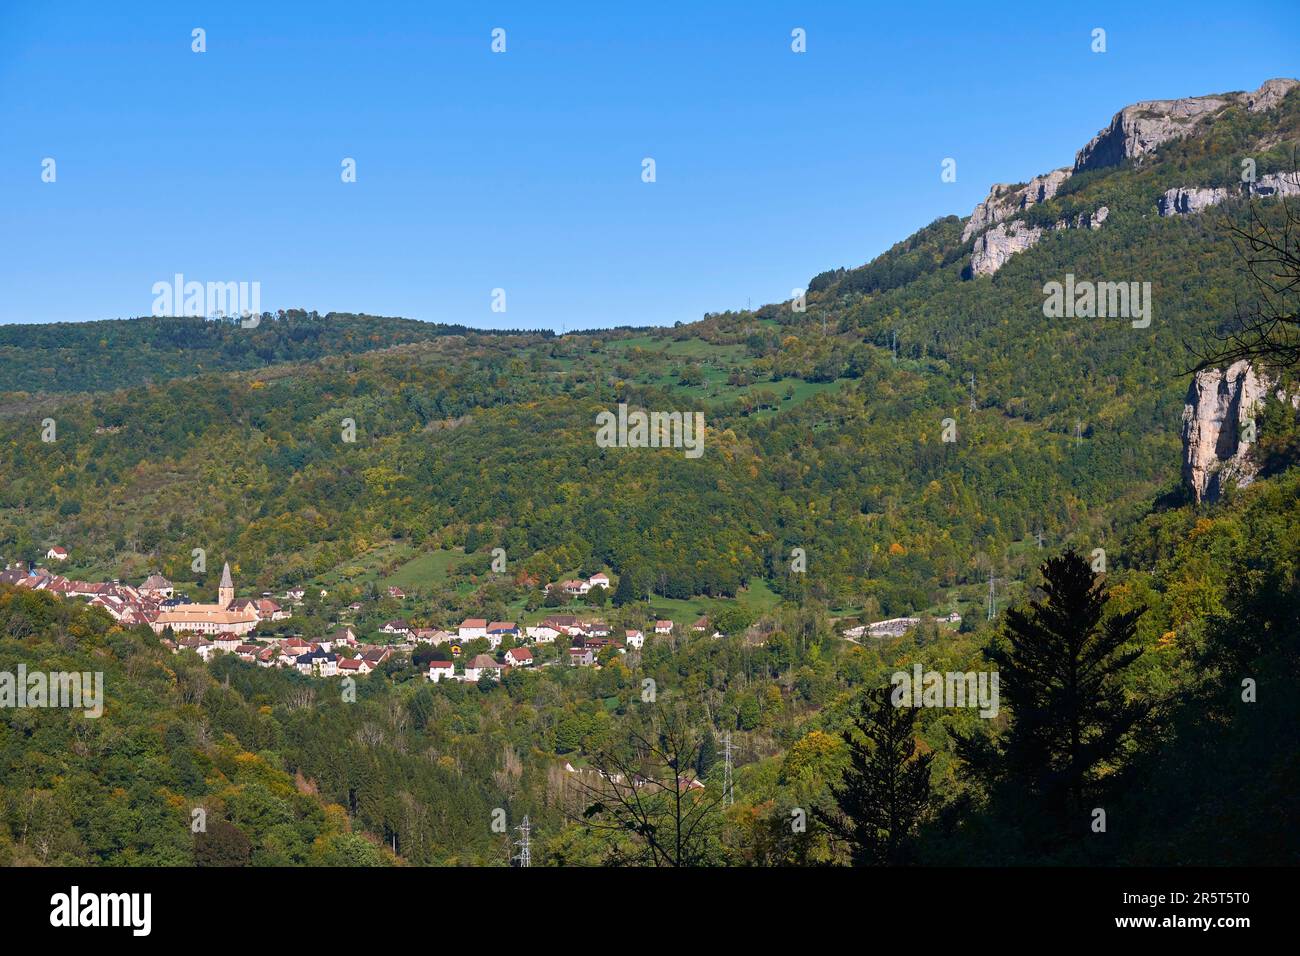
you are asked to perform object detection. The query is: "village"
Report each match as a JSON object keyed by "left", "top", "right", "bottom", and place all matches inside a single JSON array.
[
  {"left": 0, "top": 559, "right": 722, "bottom": 684},
  {"left": 4, "top": 552, "right": 960, "bottom": 684}
]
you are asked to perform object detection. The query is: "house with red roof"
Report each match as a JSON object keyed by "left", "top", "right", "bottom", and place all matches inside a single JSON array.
[
  {"left": 458, "top": 618, "right": 488, "bottom": 641},
  {"left": 568, "top": 646, "right": 596, "bottom": 667},
  {"left": 504, "top": 646, "right": 533, "bottom": 667},
  {"left": 426, "top": 660, "right": 455, "bottom": 682}
]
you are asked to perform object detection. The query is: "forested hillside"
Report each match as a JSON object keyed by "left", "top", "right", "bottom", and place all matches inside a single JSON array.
[
  {"left": 0, "top": 311, "right": 546, "bottom": 394},
  {"left": 1, "top": 80, "right": 1298, "bottom": 866},
  {"left": 2, "top": 464, "right": 1295, "bottom": 865}
]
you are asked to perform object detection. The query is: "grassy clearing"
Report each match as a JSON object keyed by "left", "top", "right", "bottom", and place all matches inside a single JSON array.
[{"left": 381, "top": 549, "right": 471, "bottom": 590}]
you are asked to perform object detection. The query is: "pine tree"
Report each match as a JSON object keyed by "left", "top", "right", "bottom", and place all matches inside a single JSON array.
[
  {"left": 956, "top": 548, "right": 1148, "bottom": 835},
  {"left": 612, "top": 568, "right": 639, "bottom": 607},
  {"left": 696, "top": 730, "right": 718, "bottom": 777},
  {"left": 816, "top": 686, "right": 933, "bottom": 865}
]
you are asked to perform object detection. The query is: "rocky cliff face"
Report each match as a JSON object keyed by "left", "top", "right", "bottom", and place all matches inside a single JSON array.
[
  {"left": 1158, "top": 172, "right": 1300, "bottom": 217},
  {"left": 1074, "top": 78, "right": 1298, "bottom": 173},
  {"left": 970, "top": 221, "right": 1044, "bottom": 276},
  {"left": 969, "top": 206, "right": 1108, "bottom": 277},
  {"left": 960, "top": 77, "right": 1296, "bottom": 277},
  {"left": 1181, "top": 360, "right": 1273, "bottom": 502},
  {"left": 1158, "top": 185, "right": 1233, "bottom": 217},
  {"left": 961, "top": 168, "right": 1072, "bottom": 242}
]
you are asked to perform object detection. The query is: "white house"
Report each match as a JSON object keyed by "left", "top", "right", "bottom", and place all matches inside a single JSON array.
[
  {"left": 504, "top": 647, "right": 533, "bottom": 667},
  {"left": 426, "top": 660, "right": 455, "bottom": 683},
  {"left": 525, "top": 625, "right": 560, "bottom": 644},
  {"left": 463, "top": 653, "right": 501, "bottom": 682},
  {"left": 295, "top": 649, "right": 338, "bottom": 677},
  {"left": 179, "top": 637, "right": 215, "bottom": 662},
  {"left": 380, "top": 620, "right": 410, "bottom": 637},
  {"left": 328, "top": 626, "right": 358, "bottom": 647},
  {"left": 654, "top": 620, "right": 674, "bottom": 635},
  {"left": 46, "top": 547, "right": 68, "bottom": 562},
  {"left": 587, "top": 573, "right": 611, "bottom": 590},
  {"left": 140, "top": 573, "right": 174, "bottom": 599},
  {"left": 458, "top": 618, "right": 488, "bottom": 641},
  {"left": 624, "top": 629, "right": 644, "bottom": 650},
  {"left": 485, "top": 621, "right": 517, "bottom": 649},
  {"left": 567, "top": 646, "right": 596, "bottom": 667},
  {"left": 212, "top": 634, "right": 243, "bottom": 653}
]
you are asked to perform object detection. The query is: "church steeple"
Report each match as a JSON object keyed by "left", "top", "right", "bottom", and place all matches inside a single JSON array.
[{"left": 218, "top": 562, "right": 234, "bottom": 607}]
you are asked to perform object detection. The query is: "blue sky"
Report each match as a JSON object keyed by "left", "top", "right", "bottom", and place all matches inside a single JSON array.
[{"left": 2, "top": 1, "right": 1297, "bottom": 331}]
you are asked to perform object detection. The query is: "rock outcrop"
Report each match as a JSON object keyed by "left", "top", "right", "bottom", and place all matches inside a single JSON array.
[
  {"left": 1251, "top": 171, "right": 1300, "bottom": 200},
  {"left": 962, "top": 168, "right": 1072, "bottom": 242},
  {"left": 970, "top": 221, "right": 1044, "bottom": 276},
  {"left": 1247, "top": 77, "right": 1300, "bottom": 112},
  {"left": 1074, "top": 78, "right": 1298, "bottom": 173},
  {"left": 1158, "top": 186, "right": 1233, "bottom": 216},
  {"left": 960, "top": 78, "right": 1296, "bottom": 277},
  {"left": 1158, "top": 172, "right": 1300, "bottom": 217},
  {"left": 969, "top": 206, "right": 1108, "bottom": 277},
  {"left": 1180, "top": 360, "right": 1272, "bottom": 502}
]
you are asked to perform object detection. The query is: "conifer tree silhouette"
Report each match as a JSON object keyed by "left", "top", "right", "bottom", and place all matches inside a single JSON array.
[{"left": 817, "top": 686, "right": 933, "bottom": 865}]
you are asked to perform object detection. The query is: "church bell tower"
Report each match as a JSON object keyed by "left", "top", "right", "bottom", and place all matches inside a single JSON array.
[{"left": 218, "top": 562, "right": 234, "bottom": 607}]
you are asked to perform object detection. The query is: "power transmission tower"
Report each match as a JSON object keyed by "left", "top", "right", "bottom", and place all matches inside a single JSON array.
[
  {"left": 721, "top": 732, "right": 735, "bottom": 806},
  {"left": 512, "top": 815, "right": 531, "bottom": 868},
  {"left": 969, "top": 373, "right": 977, "bottom": 411},
  {"left": 986, "top": 568, "right": 997, "bottom": 622},
  {"left": 891, "top": 330, "right": 898, "bottom": 361}
]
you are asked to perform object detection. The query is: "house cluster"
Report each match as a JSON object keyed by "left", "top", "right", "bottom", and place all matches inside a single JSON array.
[
  {"left": 549, "top": 572, "right": 611, "bottom": 597},
  {"left": 0, "top": 560, "right": 292, "bottom": 637},
  {"left": 561, "top": 760, "right": 706, "bottom": 794},
  {"left": 420, "top": 614, "right": 677, "bottom": 682},
  {"left": 5, "top": 555, "right": 735, "bottom": 686},
  {"left": 842, "top": 611, "right": 962, "bottom": 640},
  {"left": 166, "top": 625, "right": 400, "bottom": 676}
]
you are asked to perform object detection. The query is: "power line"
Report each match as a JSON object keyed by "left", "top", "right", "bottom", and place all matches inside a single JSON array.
[
  {"left": 722, "top": 733, "right": 733, "bottom": 806},
  {"left": 512, "top": 815, "right": 531, "bottom": 867}
]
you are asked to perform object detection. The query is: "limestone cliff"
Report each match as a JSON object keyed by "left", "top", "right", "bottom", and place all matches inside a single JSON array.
[
  {"left": 969, "top": 206, "right": 1108, "bottom": 277},
  {"left": 959, "top": 78, "right": 1297, "bottom": 277},
  {"left": 1158, "top": 172, "right": 1300, "bottom": 217},
  {"left": 1075, "top": 78, "right": 1298, "bottom": 173},
  {"left": 961, "top": 168, "right": 1072, "bottom": 243},
  {"left": 1181, "top": 360, "right": 1273, "bottom": 502}
]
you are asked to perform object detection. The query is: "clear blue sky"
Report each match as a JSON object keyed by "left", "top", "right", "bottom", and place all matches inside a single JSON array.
[{"left": 3, "top": 0, "right": 1297, "bottom": 331}]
